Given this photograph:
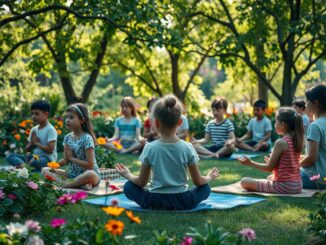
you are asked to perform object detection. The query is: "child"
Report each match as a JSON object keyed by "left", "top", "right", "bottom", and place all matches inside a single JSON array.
[
  {"left": 104, "top": 97, "right": 144, "bottom": 154},
  {"left": 6, "top": 100, "right": 58, "bottom": 170},
  {"left": 143, "top": 97, "right": 159, "bottom": 142},
  {"left": 235, "top": 100, "right": 272, "bottom": 152},
  {"left": 300, "top": 84, "right": 326, "bottom": 189},
  {"left": 238, "top": 107, "right": 304, "bottom": 194},
  {"left": 192, "top": 97, "right": 235, "bottom": 159},
  {"left": 292, "top": 99, "right": 310, "bottom": 135},
  {"left": 115, "top": 95, "right": 220, "bottom": 210},
  {"left": 41, "top": 103, "right": 100, "bottom": 190},
  {"left": 176, "top": 112, "right": 190, "bottom": 140}
]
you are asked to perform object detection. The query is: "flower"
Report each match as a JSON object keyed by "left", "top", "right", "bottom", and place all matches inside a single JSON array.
[
  {"left": 19, "top": 129, "right": 25, "bottom": 134},
  {"left": 25, "top": 220, "right": 41, "bottom": 232},
  {"left": 111, "top": 198, "right": 119, "bottom": 206},
  {"left": 102, "top": 206, "right": 125, "bottom": 216},
  {"left": 9, "top": 143, "right": 16, "bottom": 149},
  {"left": 26, "top": 235, "right": 44, "bottom": 245},
  {"left": 13, "top": 213, "right": 20, "bottom": 219},
  {"left": 45, "top": 175, "right": 55, "bottom": 182},
  {"left": 0, "top": 190, "right": 4, "bottom": 199},
  {"left": 26, "top": 181, "right": 39, "bottom": 190},
  {"left": 125, "top": 211, "right": 141, "bottom": 224},
  {"left": 56, "top": 129, "right": 62, "bottom": 135},
  {"left": 16, "top": 168, "right": 29, "bottom": 178},
  {"left": 109, "top": 184, "right": 120, "bottom": 191},
  {"left": 324, "top": 177, "right": 326, "bottom": 182},
  {"left": 25, "top": 129, "right": 31, "bottom": 135},
  {"left": 6, "top": 222, "right": 28, "bottom": 236},
  {"left": 33, "top": 154, "right": 39, "bottom": 160},
  {"left": 105, "top": 220, "right": 124, "bottom": 236},
  {"left": 47, "top": 162, "right": 60, "bottom": 169},
  {"left": 56, "top": 192, "right": 88, "bottom": 205},
  {"left": 112, "top": 140, "right": 123, "bottom": 150},
  {"left": 56, "top": 194, "right": 73, "bottom": 205},
  {"left": 14, "top": 134, "right": 21, "bottom": 141},
  {"left": 50, "top": 218, "right": 66, "bottom": 228},
  {"left": 239, "top": 228, "right": 256, "bottom": 241},
  {"left": 97, "top": 137, "right": 106, "bottom": 145},
  {"left": 71, "top": 191, "right": 88, "bottom": 202},
  {"left": 310, "top": 174, "right": 320, "bottom": 181},
  {"left": 180, "top": 236, "right": 193, "bottom": 245},
  {"left": 8, "top": 194, "right": 17, "bottom": 200}
]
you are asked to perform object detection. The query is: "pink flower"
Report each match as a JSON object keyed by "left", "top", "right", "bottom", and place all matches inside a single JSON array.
[
  {"left": 0, "top": 190, "right": 4, "bottom": 199},
  {"left": 71, "top": 191, "right": 88, "bottom": 202},
  {"left": 26, "top": 181, "right": 39, "bottom": 190},
  {"left": 25, "top": 220, "right": 41, "bottom": 232},
  {"left": 180, "top": 236, "right": 193, "bottom": 245},
  {"left": 310, "top": 174, "right": 320, "bottom": 181},
  {"left": 50, "top": 218, "right": 66, "bottom": 228},
  {"left": 111, "top": 198, "right": 120, "bottom": 206},
  {"left": 7, "top": 194, "right": 17, "bottom": 200},
  {"left": 56, "top": 194, "right": 73, "bottom": 205},
  {"left": 239, "top": 228, "right": 256, "bottom": 241}
]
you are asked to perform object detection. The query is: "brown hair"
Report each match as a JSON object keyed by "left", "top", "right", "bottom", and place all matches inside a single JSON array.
[
  {"left": 121, "top": 97, "right": 137, "bottom": 117},
  {"left": 276, "top": 107, "right": 304, "bottom": 152},
  {"left": 66, "top": 103, "right": 97, "bottom": 145},
  {"left": 305, "top": 84, "right": 326, "bottom": 113},
  {"left": 152, "top": 94, "right": 182, "bottom": 129},
  {"left": 211, "top": 97, "right": 228, "bottom": 110}
]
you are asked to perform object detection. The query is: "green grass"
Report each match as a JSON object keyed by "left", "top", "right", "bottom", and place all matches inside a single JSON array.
[{"left": 0, "top": 154, "right": 317, "bottom": 244}]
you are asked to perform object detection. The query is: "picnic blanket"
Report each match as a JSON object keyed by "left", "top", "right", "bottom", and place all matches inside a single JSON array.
[
  {"left": 224, "top": 153, "right": 260, "bottom": 160},
  {"left": 64, "top": 178, "right": 127, "bottom": 196},
  {"left": 212, "top": 181, "right": 326, "bottom": 197},
  {"left": 83, "top": 193, "right": 265, "bottom": 212}
]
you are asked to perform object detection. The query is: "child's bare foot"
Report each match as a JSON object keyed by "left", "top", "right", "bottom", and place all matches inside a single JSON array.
[
  {"left": 215, "top": 153, "right": 220, "bottom": 159},
  {"left": 80, "top": 184, "right": 92, "bottom": 191}
]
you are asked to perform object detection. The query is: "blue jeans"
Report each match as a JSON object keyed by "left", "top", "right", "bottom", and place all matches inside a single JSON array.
[
  {"left": 300, "top": 169, "right": 326, "bottom": 189},
  {"left": 6, "top": 153, "right": 50, "bottom": 170},
  {"left": 123, "top": 181, "right": 211, "bottom": 210}
]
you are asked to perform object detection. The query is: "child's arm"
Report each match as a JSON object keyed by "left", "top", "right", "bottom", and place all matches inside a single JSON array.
[
  {"left": 225, "top": 131, "right": 236, "bottom": 146},
  {"left": 188, "top": 165, "right": 220, "bottom": 186},
  {"left": 192, "top": 133, "right": 210, "bottom": 144},
  {"left": 237, "top": 131, "right": 252, "bottom": 142},
  {"left": 115, "top": 163, "right": 150, "bottom": 187},
  {"left": 238, "top": 139, "right": 286, "bottom": 172},
  {"left": 30, "top": 131, "right": 56, "bottom": 153},
  {"left": 300, "top": 140, "right": 319, "bottom": 167},
  {"left": 143, "top": 126, "right": 157, "bottom": 139},
  {"left": 106, "top": 127, "right": 119, "bottom": 142},
  {"left": 253, "top": 131, "right": 272, "bottom": 150},
  {"left": 135, "top": 127, "right": 143, "bottom": 141},
  {"left": 65, "top": 146, "right": 95, "bottom": 170}
]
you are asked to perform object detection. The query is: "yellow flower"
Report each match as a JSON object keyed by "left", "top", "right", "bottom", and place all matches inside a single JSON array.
[
  {"left": 324, "top": 177, "right": 326, "bottom": 182},
  {"left": 125, "top": 210, "right": 141, "bottom": 224},
  {"left": 48, "top": 162, "right": 60, "bottom": 169},
  {"left": 14, "top": 134, "right": 21, "bottom": 141},
  {"left": 33, "top": 154, "right": 39, "bottom": 160},
  {"left": 105, "top": 220, "right": 124, "bottom": 236},
  {"left": 102, "top": 206, "right": 125, "bottom": 216},
  {"left": 97, "top": 137, "right": 106, "bottom": 145},
  {"left": 112, "top": 140, "right": 123, "bottom": 150}
]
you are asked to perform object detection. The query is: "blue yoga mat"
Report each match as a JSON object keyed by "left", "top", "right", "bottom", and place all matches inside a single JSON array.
[
  {"left": 83, "top": 193, "right": 265, "bottom": 212},
  {"left": 224, "top": 153, "right": 260, "bottom": 160}
]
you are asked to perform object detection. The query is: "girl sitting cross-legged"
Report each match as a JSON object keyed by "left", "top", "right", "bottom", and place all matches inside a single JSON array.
[
  {"left": 42, "top": 103, "right": 100, "bottom": 190},
  {"left": 238, "top": 107, "right": 304, "bottom": 194},
  {"left": 115, "top": 94, "right": 220, "bottom": 210}
]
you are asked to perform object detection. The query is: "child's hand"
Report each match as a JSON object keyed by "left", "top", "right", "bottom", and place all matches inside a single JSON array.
[
  {"left": 115, "top": 163, "right": 131, "bottom": 178},
  {"left": 207, "top": 167, "right": 220, "bottom": 181},
  {"left": 237, "top": 155, "right": 252, "bottom": 165},
  {"left": 31, "top": 131, "right": 40, "bottom": 145},
  {"left": 224, "top": 140, "right": 233, "bottom": 147},
  {"left": 64, "top": 145, "right": 73, "bottom": 161},
  {"left": 264, "top": 155, "right": 270, "bottom": 164}
]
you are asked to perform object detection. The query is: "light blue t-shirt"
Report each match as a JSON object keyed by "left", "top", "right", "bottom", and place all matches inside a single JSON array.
[
  {"left": 177, "top": 115, "right": 189, "bottom": 133},
  {"left": 114, "top": 117, "right": 141, "bottom": 148},
  {"left": 302, "top": 117, "right": 326, "bottom": 185},
  {"left": 28, "top": 122, "right": 58, "bottom": 161},
  {"left": 302, "top": 114, "right": 310, "bottom": 135},
  {"left": 139, "top": 140, "right": 199, "bottom": 194},
  {"left": 247, "top": 116, "right": 272, "bottom": 144}
]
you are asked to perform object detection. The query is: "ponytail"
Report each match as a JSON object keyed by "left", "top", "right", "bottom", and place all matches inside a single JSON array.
[{"left": 293, "top": 114, "right": 304, "bottom": 152}]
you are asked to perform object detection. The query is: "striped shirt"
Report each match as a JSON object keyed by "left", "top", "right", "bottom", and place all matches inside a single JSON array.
[
  {"left": 205, "top": 119, "right": 234, "bottom": 146},
  {"left": 272, "top": 136, "right": 301, "bottom": 182}
]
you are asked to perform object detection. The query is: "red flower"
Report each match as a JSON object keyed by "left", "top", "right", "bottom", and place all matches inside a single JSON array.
[{"left": 45, "top": 175, "right": 55, "bottom": 182}]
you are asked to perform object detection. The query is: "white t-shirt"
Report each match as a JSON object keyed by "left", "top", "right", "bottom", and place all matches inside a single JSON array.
[{"left": 28, "top": 122, "right": 58, "bottom": 161}]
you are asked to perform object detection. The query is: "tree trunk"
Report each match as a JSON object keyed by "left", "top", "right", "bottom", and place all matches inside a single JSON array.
[{"left": 169, "top": 51, "right": 184, "bottom": 102}]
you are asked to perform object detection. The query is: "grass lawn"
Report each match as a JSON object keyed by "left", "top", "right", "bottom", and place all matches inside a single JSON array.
[{"left": 0, "top": 154, "right": 317, "bottom": 244}]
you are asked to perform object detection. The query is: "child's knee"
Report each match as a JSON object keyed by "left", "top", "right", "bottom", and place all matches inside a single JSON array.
[{"left": 41, "top": 167, "right": 51, "bottom": 176}]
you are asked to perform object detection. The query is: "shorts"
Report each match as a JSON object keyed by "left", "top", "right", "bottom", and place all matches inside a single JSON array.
[
  {"left": 204, "top": 144, "right": 232, "bottom": 158},
  {"left": 257, "top": 179, "right": 302, "bottom": 194},
  {"left": 246, "top": 141, "right": 270, "bottom": 152}
]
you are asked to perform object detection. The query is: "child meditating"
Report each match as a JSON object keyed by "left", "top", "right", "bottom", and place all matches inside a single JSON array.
[
  {"left": 104, "top": 97, "right": 144, "bottom": 154},
  {"left": 42, "top": 103, "right": 100, "bottom": 190},
  {"left": 115, "top": 95, "right": 220, "bottom": 210},
  {"left": 238, "top": 107, "right": 304, "bottom": 194}
]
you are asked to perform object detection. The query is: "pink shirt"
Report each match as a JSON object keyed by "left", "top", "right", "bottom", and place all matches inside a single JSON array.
[{"left": 272, "top": 136, "right": 301, "bottom": 182}]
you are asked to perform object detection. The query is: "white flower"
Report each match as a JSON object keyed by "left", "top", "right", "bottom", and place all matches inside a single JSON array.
[
  {"left": 9, "top": 143, "right": 16, "bottom": 149},
  {"left": 4, "top": 151, "right": 10, "bottom": 156},
  {"left": 26, "top": 235, "right": 45, "bottom": 245},
  {"left": 6, "top": 222, "right": 28, "bottom": 237},
  {"left": 19, "top": 129, "right": 25, "bottom": 134},
  {"left": 16, "top": 168, "right": 29, "bottom": 178}
]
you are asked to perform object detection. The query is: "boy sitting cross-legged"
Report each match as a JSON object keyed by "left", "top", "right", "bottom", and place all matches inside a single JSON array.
[
  {"left": 192, "top": 97, "right": 235, "bottom": 159},
  {"left": 235, "top": 100, "right": 272, "bottom": 152}
]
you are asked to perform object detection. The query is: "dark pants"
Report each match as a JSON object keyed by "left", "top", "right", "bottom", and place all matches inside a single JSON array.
[
  {"left": 123, "top": 181, "right": 211, "bottom": 210},
  {"left": 6, "top": 153, "right": 50, "bottom": 170}
]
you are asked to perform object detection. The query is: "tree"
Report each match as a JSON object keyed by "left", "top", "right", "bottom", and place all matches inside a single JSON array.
[{"left": 191, "top": 0, "right": 326, "bottom": 105}]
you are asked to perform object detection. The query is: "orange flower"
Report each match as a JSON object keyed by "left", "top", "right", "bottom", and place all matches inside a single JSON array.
[
  {"left": 56, "top": 129, "right": 62, "bottom": 135},
  {"left": 92, "top": 111, "right": 102, "bottom": 117},
  {"left": 97, "top": 137, "right": 106, "bottom": 145},
  {"left": 25, "top": 129, "right": 31, "bottom": 135},
  {"left": 105, "top": 220, "right": 124, "bottom": 236},
  {"left": 45, "top": 175, "right": 55, "bottom": 182},
  {"left": 14, "top": 134, "right": 21, "bottom": 141},
  {"left": 125, "top": 210, "right": 141, "bottom": 224},
  {"left": 102, "top": 206, "right": 125, "bottom": 216},
  {"left": 55, "top": 125, "right": 58, "bottom": 129},
  {"left": 112, "top": 140, "right": 122, "bottom": 150},
  {"left": 48, "top": 162, "right": 60, "bottom": 169},
  {"left": 19, "top": 121, "right": 27, "bottom": 128},
  {"left": 2, "top": 140, "right": 7, "bottom": 145},
  {"left": 57, "top": 121, "right": 63, "bottom": 128}
]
